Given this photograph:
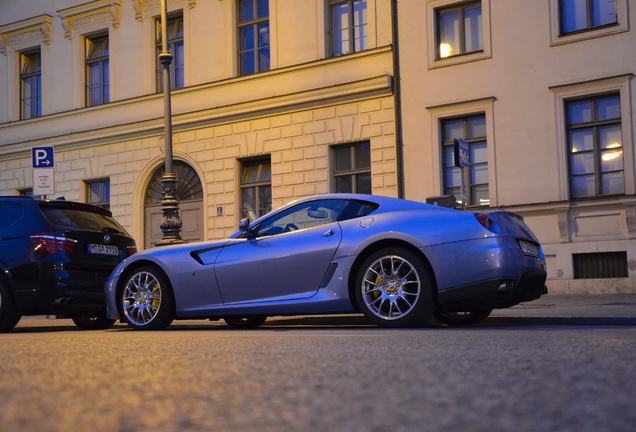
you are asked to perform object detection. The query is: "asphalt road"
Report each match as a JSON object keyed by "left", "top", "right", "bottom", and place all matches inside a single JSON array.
[{"left": 2, "top": 314, "right": 636, "bottom": 432}]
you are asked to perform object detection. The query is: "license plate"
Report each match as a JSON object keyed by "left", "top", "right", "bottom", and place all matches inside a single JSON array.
[
  {"left": 518, "top": 240, "right": 539, "bottom": 257},
  {"left": 88, "top": 244, "right": 119, "bottom": 256}
]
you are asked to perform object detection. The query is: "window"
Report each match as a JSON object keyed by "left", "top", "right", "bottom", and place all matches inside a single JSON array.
[
  {"left": 567, "top": 93, "right": 624, "bottom": 198},
  {"left": 85, "top": 34, "right": 109, "bottom": 106},
  {"left": 86, "top": 179, "right": 110, "bottom": 209},
  {"left": 241, "top": 158, "right": 272, "bottom": 221},
  {"left": 436, "top": 1, "right": 482, "bottom": 59},
  {"left": 20, "top": 50, "right": 42, "bottom": 119},
  {"left": 560, "top": 0, "right": 617, "bottom": 35},
  {"left": 441, "top": 114, "right": 489, "bottom": 207},
  {"left": 238, "top": 0, "right": 270, "bottom": 76},
  {"left": 329, "top": 0, "right": 368, "bottom": 57},
  {"left": 253, "top": 198, "right": 377, "bottom": 237},
  {"left": 573, "top": 251, "right": 627, "bottom": 278},
  {"left": 549, "top": 0, "right": 626, "bottom": 45},
  {"left": 332, "top": 142, "right": 371, "bottom": 194},
  {"left": 156, "top": 13, "right": 184, "bottom": 91}
]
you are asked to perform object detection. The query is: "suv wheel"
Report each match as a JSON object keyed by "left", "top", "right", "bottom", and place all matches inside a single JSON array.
[
  {"left": 0, "top": 280, "right": 22, "bottom": 333},
  {"left": 72, "top": 313, "right": 117, "bottom": 330}
]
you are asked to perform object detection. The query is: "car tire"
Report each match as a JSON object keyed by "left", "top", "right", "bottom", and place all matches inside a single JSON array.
[
  {"left": 0, "top": 279, "right": 22, "bottom": 333},
  {"left": 120, "top": 266, "right": 175, "bottom": 330},
  {"left": 355, "top": 247, "right": 435, "bottom": 328},
  {"left": 433, "top": 309, "right": 493, "bottom": 327},
  {"left": 224, "top": 316, "right": 267, "bottom": 329},
  {"left": 72, "top": 313, "right": 117, "bottom": 330}
]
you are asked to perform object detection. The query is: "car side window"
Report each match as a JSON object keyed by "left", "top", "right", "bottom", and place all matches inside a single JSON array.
[
  {"left": 0, "top": 203, "right": 26, "bottom": 229},
  {"left": 256, "top": 199, "right": 348, "bottom": 237}
]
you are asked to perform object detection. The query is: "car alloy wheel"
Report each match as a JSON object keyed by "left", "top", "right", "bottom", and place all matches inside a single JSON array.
[
  {"left": 356, "top": 247, "right": 434, "bottom": 328},
  {"left": 121, "top": 266, "right": 174, "bottom": 330}
]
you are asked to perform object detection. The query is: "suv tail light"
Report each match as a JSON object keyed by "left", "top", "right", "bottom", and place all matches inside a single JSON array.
[
  {"left": 126, "top": 244, "right": 138, "bottom": 257},
  {"left": 29, "top": 233, "right": 79, "bottom": 255}
]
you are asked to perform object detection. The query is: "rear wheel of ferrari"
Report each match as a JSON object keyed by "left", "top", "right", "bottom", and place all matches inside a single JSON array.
[
  {"left": 433, "top": 309, "right": 492, "bottom": 327},
  {"left": 120, "top": 266, "right": 174, "bottom": 330},
  {"left": 224, "top": 316, "right": 267, "bottom": 329},
  {"left": 355, "top": 247, "right": 434, "bottom": 328}
]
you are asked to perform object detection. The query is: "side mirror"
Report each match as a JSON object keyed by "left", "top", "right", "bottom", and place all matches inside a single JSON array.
[{"left": 239, "top": 218, "right": 254, "bottom": 238}]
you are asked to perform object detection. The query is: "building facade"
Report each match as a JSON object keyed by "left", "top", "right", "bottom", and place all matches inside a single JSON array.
[{"left": 1, "top": 0, "right": 635, "bottom": 294}]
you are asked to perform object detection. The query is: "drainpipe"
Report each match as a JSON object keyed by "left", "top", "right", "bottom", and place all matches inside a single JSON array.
[{"left": 391, "top": 0, "right": 405, "bottom": 199}]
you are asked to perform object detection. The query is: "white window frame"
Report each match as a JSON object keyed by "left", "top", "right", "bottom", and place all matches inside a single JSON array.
[
  {"left": 548, "top": 0, "right": 628, "bottom": 46},
  {"left": 57, "top": 1, "right": 120, "bottom": 109},
  {"left": 0, "top": 15, "right": 52, "bottom": 122},
  {"left": 427, "top": 97, "right": 497, "bottom": 206},
  {"left": 426, "top": 0, "right": 491, "bottom": 70},
  {"left": 550, "top": 74, "right": 634, "bottom": 200}
]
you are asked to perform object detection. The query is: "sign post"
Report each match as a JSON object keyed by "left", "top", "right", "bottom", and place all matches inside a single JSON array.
[
  {"left": 32, "top": 146, "right": 55, "bottom": 197},
  {"left": 453, "top": 138, "right": 469, "bottom": 211}
]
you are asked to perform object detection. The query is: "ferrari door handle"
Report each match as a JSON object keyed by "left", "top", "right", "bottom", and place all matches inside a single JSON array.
[{"left": 322, "top": 229, "right": 335, "bottom": 237}]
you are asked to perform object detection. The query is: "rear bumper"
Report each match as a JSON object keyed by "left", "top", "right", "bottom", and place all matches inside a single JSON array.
[
  {"left": 12, "top": 264, "right": 111, "bottom": 315},
  {"left": 437, "top": 268, "right": 548, "bottom": 312}
]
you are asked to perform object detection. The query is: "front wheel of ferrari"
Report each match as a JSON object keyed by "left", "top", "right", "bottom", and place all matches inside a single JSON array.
[
  {"left": 120, "top": 266, "right": 174, "bottom": 330},
  {"left": 355, "top": 247, "right": 435, "bottom": 328}
]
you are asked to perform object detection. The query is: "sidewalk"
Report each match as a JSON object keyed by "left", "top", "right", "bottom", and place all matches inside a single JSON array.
[{"left": 264, "top": 294, "right": 636, "bottom": 327}]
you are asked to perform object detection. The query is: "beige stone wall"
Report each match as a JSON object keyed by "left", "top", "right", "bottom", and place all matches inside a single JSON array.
[{"left": 0, "top": 96, "right": 396, "bottom": 245}]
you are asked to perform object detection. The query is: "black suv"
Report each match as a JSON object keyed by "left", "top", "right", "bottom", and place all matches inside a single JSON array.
[{"left": 0, "top": 197, "right": 136, "bottom": 332}]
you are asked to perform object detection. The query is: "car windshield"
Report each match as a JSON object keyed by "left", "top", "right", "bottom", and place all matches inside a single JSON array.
[{"left": 40, "top": 207, "right": 127, "bottom": 234}]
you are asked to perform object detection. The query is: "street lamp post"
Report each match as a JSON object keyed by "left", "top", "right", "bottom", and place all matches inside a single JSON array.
[{"left": 156, "top": 0, "right": 185, "bottom": 246}]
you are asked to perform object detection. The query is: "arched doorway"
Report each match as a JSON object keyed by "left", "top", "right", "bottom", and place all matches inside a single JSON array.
[{"left": 144, "top": 161, "right": 203, "bottom": 249}]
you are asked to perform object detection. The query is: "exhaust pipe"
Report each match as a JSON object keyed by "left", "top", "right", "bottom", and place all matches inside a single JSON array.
[{"left": 53, "top": 297, "right": 75, "bottom": 305}]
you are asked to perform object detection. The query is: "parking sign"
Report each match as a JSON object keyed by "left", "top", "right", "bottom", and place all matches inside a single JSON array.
[
  {"left": 32, "top": 147, "right": 54, "bottom": 168},
  {"left": 32, "top": 147, "right": 55, "bottom": 196}
]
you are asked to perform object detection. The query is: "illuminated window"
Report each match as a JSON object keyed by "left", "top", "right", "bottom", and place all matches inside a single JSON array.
[
  {"left": 238, "top": 0, "right": 270, "bottom": 76},
  {"left": 441, "top": 114, "right": 489, "bottom": 207},
  {"left": 156, "top": 13, "right": 184, "bottom": 91},
  {"left": 329, "top": 0, "right": 368, "bottom": 57},
  {"left": 332, "top": 142, "right": 371, "bottom": 194},
  {"left": 20, "top": 50, "right": 41, "bottom": 119},
  {"left": 85, "top": 33, "right": 109, "bottom": 106},
  {"left": 436, "top": 1, "right": 482, "bottom": 59},
  {"left": 567, "top": 93, "right": 623, "bottom": 198},
  {"left": 241, "top": 157, "right": 272, "bottom": 221}
]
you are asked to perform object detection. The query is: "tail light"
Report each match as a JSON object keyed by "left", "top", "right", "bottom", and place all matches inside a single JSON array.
[
  {"left": 474, "top": 213, "right": 491, "bottom": 230},
  {"left": 126, "top": 244, "right": 138, "bottom": 257},
  {"left": 29, "top": 233, "right": 78, "bottom": 255}
]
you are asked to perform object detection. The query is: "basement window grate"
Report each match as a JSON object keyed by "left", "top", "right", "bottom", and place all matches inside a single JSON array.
[{"left": 573, "top": 252, "right": 628, "bottom": 279}]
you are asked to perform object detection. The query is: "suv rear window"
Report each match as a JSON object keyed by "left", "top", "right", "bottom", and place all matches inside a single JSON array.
[{"left": 40, "top": 207, "right": 127, "bottom": 234}]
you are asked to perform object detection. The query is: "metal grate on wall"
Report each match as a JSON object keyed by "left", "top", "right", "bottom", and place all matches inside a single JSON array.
[{"left": 573, "top": 252, "right": 628, "bottom": 279}]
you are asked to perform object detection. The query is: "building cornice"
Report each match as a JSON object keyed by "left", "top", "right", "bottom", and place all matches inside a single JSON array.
[
  {"left": 57, "top": 0, "right": 122, "bottom": 39},
  {"left": 0, "top": 15, "right": 53, "bottom": 55},
  {"left": 131, "top": 0, "right": 197, "bottom": 22}
]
